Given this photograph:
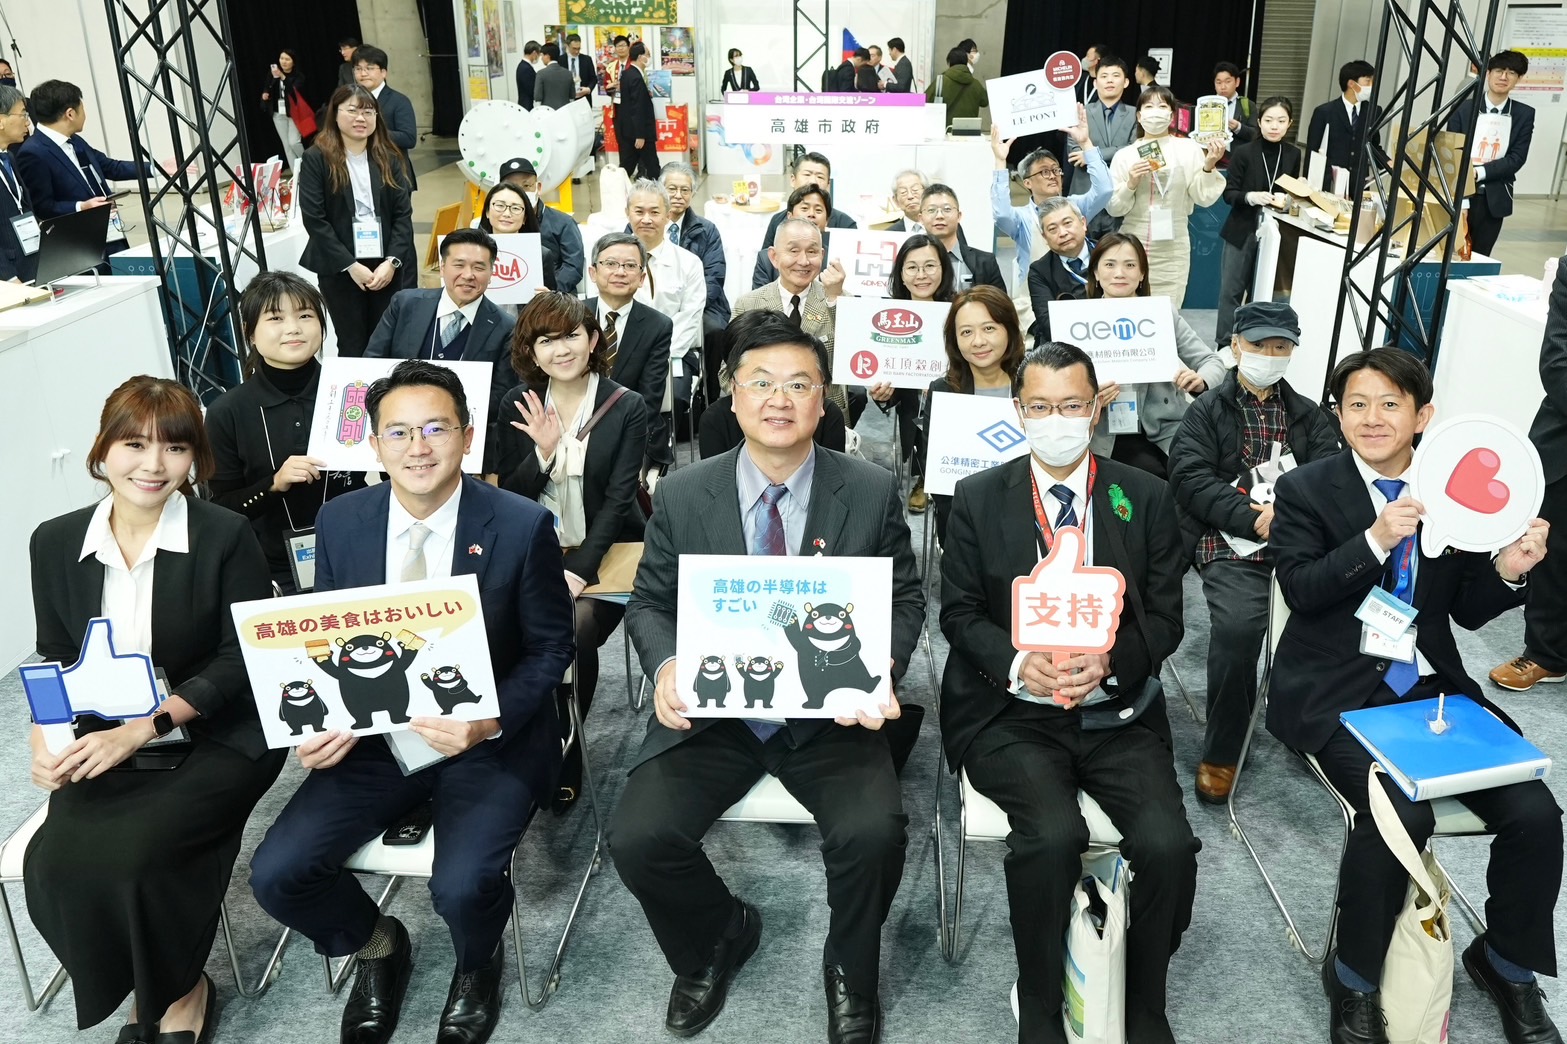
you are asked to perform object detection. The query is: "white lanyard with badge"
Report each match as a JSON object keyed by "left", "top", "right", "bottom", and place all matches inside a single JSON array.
[
  {"left": 78, "top": 157, "right": 125, "bottom": 237},
  {"left": 1140, "top": 140, "right": 1175, "bottom": 242},
  {"left": 1355, "top": 539, "right": 1420, "bottom": 664},
  {"left": 353, "top": 217, "right": 383, "bottom": 258},
  {"left": 1255, "top": 146, "right": 1284, "bottom": 241},
  {"left": 0, "top": 162, "right": 37, "bottom": 255},
  {"left": 261, "top": 406, "right": 331, "bottom": 591}
]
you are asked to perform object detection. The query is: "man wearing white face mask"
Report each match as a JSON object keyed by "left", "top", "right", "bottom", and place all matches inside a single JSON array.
[
  {"left": 941, "top": 341, "right": 1196, "bottom": 1044},
  {"left": 1166, "top": 302, "right": 1341, "bottom": 804}
]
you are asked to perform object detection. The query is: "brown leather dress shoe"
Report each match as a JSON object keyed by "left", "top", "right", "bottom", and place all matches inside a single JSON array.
[
  {"left": 1195, "top": 762, "right": 1236, "bottom": 805},
  {"left": 1490, "top": 656, "right": 1567, "bottom": 692}
]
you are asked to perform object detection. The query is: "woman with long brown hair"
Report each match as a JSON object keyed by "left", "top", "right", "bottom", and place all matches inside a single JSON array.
[
  {"left": 297, "top": 83, "right": 415, "bottom": 357},
  {"left": 476, "top": 181, "right": 559, "bottom": 293},
  {"left": 26, "top": 376, "right": 284, "bottom": 1043}
]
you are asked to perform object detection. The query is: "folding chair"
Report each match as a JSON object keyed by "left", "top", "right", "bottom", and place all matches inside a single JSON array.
[
  {"left": 1227, "top": 577, "right": 1489, "bottom": 964},
  {"left": 0, "top": 803, "right": 66, "bottom": 1011}
]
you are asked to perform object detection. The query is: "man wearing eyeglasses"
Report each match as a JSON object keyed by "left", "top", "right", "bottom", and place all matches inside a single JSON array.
[
  {"left": 921, "top": 183, "right": 1006, "bottom": 295},
  {"left": 940, "top": 342, "right": 1197, "bottom": 1044},
  {"left": 610, "top": 308, "right": 923, "bottom": 1044},
  {"left": 586, "top": 231, "right": 673, "bottom": 469},
  {"left": 251, "top": 359, "right": 576, "bottom": 1044},
  {"left": 499, "top": 157, "right": 585, "bottom": 295},
  {"left": 352, "top": 46, "right": 418, "bottom": 191},
  {"left": 991, "top": 103, "right": 1111, "bottom": 291}
]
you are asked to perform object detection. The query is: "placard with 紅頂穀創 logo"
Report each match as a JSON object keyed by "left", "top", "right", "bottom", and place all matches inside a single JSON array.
[
  {"left": 923, "top": 391, "right": 1030, "bottom": 496},
  {"left": 439, "top": 232, "right": 544, "bottom": 305},
  {"left": 832, "top": 297, "right": 952, "bottom": 389},
  {"left": 826, "top": 229, "right": 913, "bottom": 297},
  {"left": 1046, "top": 296, "right": 1179, "bottom": 384}
]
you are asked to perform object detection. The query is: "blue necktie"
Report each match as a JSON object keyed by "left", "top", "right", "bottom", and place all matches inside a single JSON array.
[
  {"left": 1065, "top": 257, "right": 1087, "bottom": 280},
  {"left": 747, "top": 484, "right": 787, "bottom": 740},
  {"left": 1050, "top": 484, "right": 1077, "bottom": 531},
  {"left": 668, "top": 222, "right": 681, "bottom": 247},
  {"left": 1372, "top": 477, "right": 1419, "bottom": 697}
]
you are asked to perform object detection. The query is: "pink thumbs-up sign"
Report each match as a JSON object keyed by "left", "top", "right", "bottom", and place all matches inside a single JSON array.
[{"left": 1012, "top": 527, "right": 1127, "bottom": 704}]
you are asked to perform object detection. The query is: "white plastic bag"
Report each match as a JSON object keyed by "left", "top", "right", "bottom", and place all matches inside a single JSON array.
[{"left": 1062, "top": 851, "right": 1129, "bottom": 1044}]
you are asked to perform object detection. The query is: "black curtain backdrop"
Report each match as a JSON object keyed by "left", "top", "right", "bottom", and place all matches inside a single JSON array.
[
  {"left": 416, "top": 0, "right": 463, "bottom": 138},
  {"left": 226, "top": 1, "right": 363, "bottom": 163},
  {"left": 996, "top": 2, "right": 1265, "bottom": 167}
]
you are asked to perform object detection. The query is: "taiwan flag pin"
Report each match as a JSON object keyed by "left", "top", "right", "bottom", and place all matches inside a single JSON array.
[{"left": 468, "top": 543, "right": 484, "bottom": 556}]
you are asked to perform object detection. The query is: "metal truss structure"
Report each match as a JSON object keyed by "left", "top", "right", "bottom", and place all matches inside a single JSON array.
[
  {"left": 794, "top": 0, "right": 830, "bottom": 94},
  {"left": 102, "top": 0, "right": 266, "bottom": 402},
  {"left": 1325, "top": 0, "right": 1500, "bottom": 394}
]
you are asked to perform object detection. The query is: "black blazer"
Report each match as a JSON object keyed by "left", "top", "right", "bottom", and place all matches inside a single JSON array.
[
  {"left": 377, "top": 85, "right": 418, "bottom": 190},
  {"left": 615, "top": 64, "right": 656, "bottom": 142},
  {"left": 204, "top": 363, "right": 365, "bottom": 584},
  {"left": 496, "top": 377, "right": 648, "bottom": 584},
  {"left": 30, "top": 498, "right": 273, "bottom": 760},
  {"left": 625, "top": 445, "right": 925, "bottom": 768},
  {"left": 1306, "top": 98, "right": 1382, "bottom": 187},
  {"left": 295, "top": 145, "right": 416, "bottom": 279},
  {"left": 1220, "top": 139, "right": 1302, "bottom": 247},
  {"left": 1447, "top": 96, "right": 1535, "bottom": 219},
  {"left": 1530, "top": 256, "right": 1567, "bottom": 482},
  {"left": 699, "top": 394, "right": 847, "bottom": 457},
  {"left": 261, "top": 73, "right": 307, "bottom": 118},
  {"left": 959, "top": 242, "right": 1006, "bottom": 293},
  {"left": 516, "top": 60, "right": 537, "bottom": 111},
  {"left": 1026, "top": 249, "right": 1090, "bottom": 342},
  {"left": 586, "top": 297, "right": 671, "bottom": 462},
  {"left": 0, "top": 154, "right": 38, "bottom": 282},
  {"left": 721, "top": 65, "right": 760, "bottom": 93},
  {"left": 938, "top": 455, "right": 1185, "bottom": 772},
  {"left": 890, "top": 55, "right": 914, "bottom": 94},
  {"left": 568, "top": 53, "right": 597, "bottom": 95},
  {"left": 1266, "top": 450, "right": 1526, "bottom": 754}
]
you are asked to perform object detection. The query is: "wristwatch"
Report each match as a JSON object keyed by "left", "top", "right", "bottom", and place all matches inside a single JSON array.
[{"left": 151, "top": 711, "right": 175, "bottom": 738}]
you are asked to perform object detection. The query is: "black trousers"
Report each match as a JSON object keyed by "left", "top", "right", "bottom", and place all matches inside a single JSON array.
[
  {"left": 1315, "top": 694, "right": 1562, "bottom": 983},
  {"left": 608, "top": 721, "right": 907, "bottom": 997},
  {"left": 618, "top": 134, "right": 662, "bottom": 182},
  {"left": 1214, "top": 235, "right": 1259, "bottom": 348},
  {"left": 964, "top": 702, "right": 1199, "bottom": 1044},
  {"left": 1110, "top": 432, "right": 1169, "bottom": 480},
  {"left": 250, "top": 737, "right": 538, "bottom": 970},
  {"left": 878, "top": 389, "right": 924, "bottom": 478},
  {"left": 317, "top": 267, "right": 405, "bottom": 358},
  {"left": 1198, "top": 557, "right": 1270, "bottom": 764},
  {"left": 556, "top": 596, "right": 626, "bottom": 792},
  {"left": 1467, "top": 191, "right": 1506, "bottom": 258},
  {"left": 1524, "top": 474, "right": 1567, "bottom": 671}
]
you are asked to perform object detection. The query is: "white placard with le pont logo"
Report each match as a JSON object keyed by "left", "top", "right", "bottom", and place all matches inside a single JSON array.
[
  {"left": 440, "top": 232, "right": 544, "bottom": 305},
  {"left": 826, "top": 229, "right": 913, "bottom": 298},
  {"left": 1046, "top": 295, "right": 1180, "bottom": 385},
  {"left": 986, "top": 69, "right": 1078, "bottom": 139},
  {"left": 832, "top": 297, "right": 952, "bottom": 389},
  {"left": 924, "top": 391, "right": 1031, "bottom": 496}
]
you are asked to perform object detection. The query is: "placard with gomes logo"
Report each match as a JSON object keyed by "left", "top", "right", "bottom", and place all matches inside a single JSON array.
[
  {"left": 439, "top": 232, "right": 544, "bottom": 305},
  {"left": 924, "top": 391, "right": 1031, "bottom": 496},
  {"left": 832, "top": 297, "right": 952, "bottom": 389},
  {"left": 1046, "top": 296, "right": 1180, "bottom": 384},
  {"left": 826, "top": 229, "right": 913, "bottom": 297}
]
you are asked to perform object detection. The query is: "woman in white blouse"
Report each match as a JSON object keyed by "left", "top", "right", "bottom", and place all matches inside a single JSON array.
[
  {"left": 1106, "top": 84, "right": 1227, "bottom": 311},
  {"left": 497, "top": 293, "right": 648, "bottom": 814},
  {"left": 27, "top": 376, "right": 283, "bottom": 1043}
]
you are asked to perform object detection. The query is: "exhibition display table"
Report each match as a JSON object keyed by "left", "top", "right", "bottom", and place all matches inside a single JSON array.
[{"left": 1434, "top": 278, "right": 1547, "bottom": 422}]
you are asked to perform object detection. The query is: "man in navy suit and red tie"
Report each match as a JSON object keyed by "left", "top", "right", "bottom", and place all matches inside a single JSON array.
[
  {"left": 250, "top": 360, "right": 575, "bottom": 1044},
  {"left": 1267, "top": 348, "right": 1561, "bottom": 1044}
]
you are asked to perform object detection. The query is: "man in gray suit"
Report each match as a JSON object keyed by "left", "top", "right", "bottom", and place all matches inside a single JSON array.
[
  {"left": 363, "top": 228, "right": 517, "bottom": 471},
  {"left": 1072, "top": 55, "right": 1138, "bottom": 238},
  {"left": 534, "top": 43, "right": 576, "bottom": 109},
  {"left": 886, "top": 37, "right": 914, "bottom": 93},
  {"left": 609, "top": 308, "right": 923, "bottom": 1044}
]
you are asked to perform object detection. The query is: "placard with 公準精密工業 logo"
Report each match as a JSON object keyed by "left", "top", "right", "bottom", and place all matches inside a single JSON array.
[
  {"left": 832, "top": 297, "right": 952, "bottom": 389},
  {"left": 923, "top": 391, "right": 1031, "bottom": 496},
  {"left": 1046, "top": 296, "right": 1179, "bottom": 385}
]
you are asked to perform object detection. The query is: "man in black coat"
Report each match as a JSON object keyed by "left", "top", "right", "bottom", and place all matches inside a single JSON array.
[
  {"left": 564, "top": 34, "right": 597, "bottom": 102},
  {"left": 887, "top": 38, "right": 914, "bottom": 93},
  {"left": 515, "top": 42, "right": 540, "bottom": 110},
  {"left": 1026, "top": 197, "right": 1093, "bottom": 343},
  {"left": 940, "top": 342, "right": 1197, "bottom": 1044},
  {"left": 1306, "top": 59, "right": 1381, "bottom": 190},
  {"left": 354, "top": 46, "right": 419, "bottom": 191},
  {"left": 1268, "top": 347, "right": 1560, "bottom": 1044},
  {"left": 1446, "top": 50, "right": 1535, "bottom": 258},
  {"left": 919, "top": 183, "right": 1004, "bottom": 293},
  {"left": 615, "top": 41, "right": 660, "bottom": 182},
  {"left": 1165, "top": 302, "right": 1339, "bottom": 804},
  {"left": 586, "top": 231, "right": 673, "bottom": 469},
  {"left": 0, "top": 84, "right": 37, "bottom": 283}
]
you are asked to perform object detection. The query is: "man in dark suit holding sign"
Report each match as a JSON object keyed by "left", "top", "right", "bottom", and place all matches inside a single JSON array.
[
  {"left": 609, "top": 310, "right": 924, "bottom": 1043},
  {"left": 251, "top": 361, "right": 576, "bottom": 1044},
  {"left": 1266, "top": 348, "right": 1560, "bottom": 1044},
  {"left": 1446, "top": 50, "right": 1535, "bottom": 258},
  {"left": 939, "top": 342, "right": 1197, "bottom": 1044}
]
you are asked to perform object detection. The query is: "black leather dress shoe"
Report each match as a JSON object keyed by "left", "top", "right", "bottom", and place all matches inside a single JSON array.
[
  {"left": 437, "top": 942, "right": 505, "bottom": 1044},
  {"left": 153, "top": 972, "right": 218, "bottom": 1044},
  {"left": 824, "top": 963, "right": 881, "bottom": 1044},
  {"left": 115, "top": 1023, "right": 157, "bottom": 1044},
  {"left": 341, "top": 919, "right": 413, "bottom": 1044},
  {"left": 1464, "top": 934, "right": 1565, "bottom": 1044},
  {"left": 665, "top": 900, "right": 762, "bottom": 1038},
  {"left": 1322, "top": 950, "right": 1389, "bottom": 1044}
]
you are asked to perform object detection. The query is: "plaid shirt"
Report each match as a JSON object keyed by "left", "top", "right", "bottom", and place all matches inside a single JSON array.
[{"left": 1195, "top": 384, "right": 1292, "bottom": 565}]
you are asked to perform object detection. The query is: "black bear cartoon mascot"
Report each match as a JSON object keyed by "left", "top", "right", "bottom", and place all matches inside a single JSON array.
[
  {"left": 279, "top": 680, "right": 329, "bottom": 735},
  {"left": 693, "top": 654, "right": 731, "bottom": 708},
  {"left": 734, "top": 656, "right": 785, "bottom": 709},
  {"left": 421, "top": 665, "right": 483, "bottom": 714},
  {"left": 783, "top": 603, "right": 882, "bottom": 710},
  {"left": 314, "top": 632, "right": 421, "bottom": 728}
]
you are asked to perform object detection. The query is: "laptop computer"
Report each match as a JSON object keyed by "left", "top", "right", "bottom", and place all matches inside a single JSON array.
[{"left": 32, "top": 202, "right": 112, "bottom": 287}]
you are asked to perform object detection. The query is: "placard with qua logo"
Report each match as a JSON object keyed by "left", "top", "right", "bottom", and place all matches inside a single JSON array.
[
  {"left": 832, "top": 297, "right": 952, "bottom": 389},
  {"left": 1046, "top": 296, "right": 1179, "bottom": 384}
]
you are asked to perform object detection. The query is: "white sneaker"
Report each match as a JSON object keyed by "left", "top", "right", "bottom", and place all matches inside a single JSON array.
[{"left": 1010, "top": 979, "right": 1019, "bottom": 1024}]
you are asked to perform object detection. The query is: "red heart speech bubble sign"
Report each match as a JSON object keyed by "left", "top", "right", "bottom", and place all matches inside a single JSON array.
[{"left": 1445, "top": 447, "right": 1509, "bottom": 515}]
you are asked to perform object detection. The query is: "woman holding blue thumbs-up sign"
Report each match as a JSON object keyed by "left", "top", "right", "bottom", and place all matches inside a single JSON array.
[{"left": 27, "top": 376, "right": 284, "bottom": 1043}]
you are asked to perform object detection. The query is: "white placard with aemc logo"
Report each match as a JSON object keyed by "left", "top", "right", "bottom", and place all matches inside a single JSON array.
[
  {"left": 1046, "top": 296, "right": 1180, "bottom": 384},
  {"left": 440, "top": 232, "right": 544, "bottom": 305},
  {"left": 832, "top": 297, "right": 952, "bottom": 390}
]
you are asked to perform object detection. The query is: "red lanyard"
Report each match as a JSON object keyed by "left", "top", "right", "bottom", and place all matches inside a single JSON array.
[{"left": 1029, "top": 456, "right": 1096, "bottom": 554}]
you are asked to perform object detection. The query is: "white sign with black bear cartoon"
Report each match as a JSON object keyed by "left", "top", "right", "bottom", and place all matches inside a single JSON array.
[
  {"left": 674, "top": 554, "right": 893, "bottom": 719},
  {"left": 231, "top": 575, "right": 501, "bottom": 749}
]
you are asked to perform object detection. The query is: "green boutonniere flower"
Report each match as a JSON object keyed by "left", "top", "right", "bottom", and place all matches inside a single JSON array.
[{"left": 1108, "top": 483, "right": 1133, "bottom": 522}]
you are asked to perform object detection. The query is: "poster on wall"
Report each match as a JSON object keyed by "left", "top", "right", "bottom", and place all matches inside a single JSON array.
[
  {"left": 594, "top": 24, "right": 641, "bottom": 96},
  {"left": 561, "top": 0, "right": 677, "bottom": 25},
  {"left": 649, "top": 68, "right": 673, "bottom": 98},
  {"left": 660, "top": 27, "right": 694, "bottom": 75},
  {"left": 502, "top": 1, "right": 519, "bottom": 51},
  {"left": 545, "top": 23, "right": 588, "bottom": 49},
  {"left": 468, "top": 66, "right": 491, "bottom": 100},
  {"left": 464, "top": 0, "right": 481, "bottom": 58},
  {"left": 1506, "top": 8, "right": 1567, "bottom": 92},
  {"left": 483, "top": 0, "right": 504, "bottom": 79}
]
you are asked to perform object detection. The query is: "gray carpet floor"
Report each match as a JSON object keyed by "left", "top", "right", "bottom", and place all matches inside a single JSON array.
[{"left": 3, "top": 310, "right": 1565, "bottom": 1042}]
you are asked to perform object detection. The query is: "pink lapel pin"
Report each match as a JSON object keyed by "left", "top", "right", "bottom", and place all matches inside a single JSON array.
[{"left": 468, "top": 543, "right": 484, "bottom": 556}]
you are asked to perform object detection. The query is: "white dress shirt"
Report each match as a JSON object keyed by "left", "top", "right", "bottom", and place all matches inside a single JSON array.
[
  {"left": 597, "top": 298, "right": 632, "bottom": 332},
  {"left": 635, "top": 238, "right": 706, "bottom": 356},
  {"left": 38, "top": 124, "right": 99, "bottom": 197},
  {"left": 78, "top": 493, "right": 191, "bottom": 657},
  {"left": 777, "top": 281, "right": 810, "bottom": 315},
  {"left": 346, "top": 148, "right": 376, "bottom": 220},
  {"left": 434, "top": 289, "right": 483, "bottom": 327},
  {"left": 384, "top": 483, "right": 462, "bottom": 583}
]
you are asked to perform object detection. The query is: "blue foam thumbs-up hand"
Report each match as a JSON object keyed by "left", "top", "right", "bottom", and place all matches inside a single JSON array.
[{"left": 18, "top": 618, "right": 162, "bottom": 752}]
